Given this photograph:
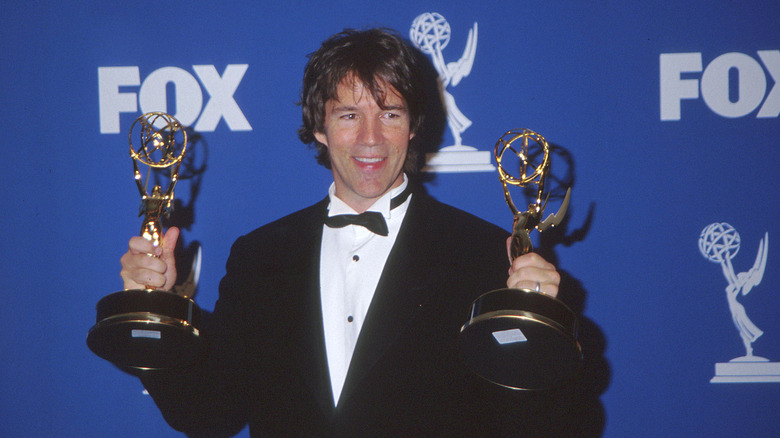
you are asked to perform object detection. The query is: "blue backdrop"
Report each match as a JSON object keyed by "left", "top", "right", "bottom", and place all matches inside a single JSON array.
[{"left": 2, "top": 1, "right": 778, "bottom": 436}]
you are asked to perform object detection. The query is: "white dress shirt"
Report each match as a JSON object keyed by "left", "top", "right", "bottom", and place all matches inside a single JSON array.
[{"left": 320, "top": 177, "right": 411, "bottom": 407}]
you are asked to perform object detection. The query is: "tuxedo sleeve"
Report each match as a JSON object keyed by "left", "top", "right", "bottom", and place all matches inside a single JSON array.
[{"left": 138, "top": 233, "right": 265, "bottom": 437}]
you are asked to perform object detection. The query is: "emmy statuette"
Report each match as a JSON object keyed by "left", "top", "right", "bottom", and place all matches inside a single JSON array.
[
  {"left": 458, "top": 129, "right": 582, "bottom": 390},
  {"left": 87, "top": 112, "right": 204, "bottom": 370}
]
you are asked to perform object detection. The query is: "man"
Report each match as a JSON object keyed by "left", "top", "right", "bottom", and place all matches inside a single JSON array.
[{"left": 121, "top": 28, "right": 565, "bottom": 436}]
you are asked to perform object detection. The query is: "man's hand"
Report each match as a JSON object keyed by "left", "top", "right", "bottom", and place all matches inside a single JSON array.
[
  {"left": 120, "top": 227, "right": 179, "bottom": 292},
  {"left": 506, "top": 237, "right": 560, "bottom": 297}
]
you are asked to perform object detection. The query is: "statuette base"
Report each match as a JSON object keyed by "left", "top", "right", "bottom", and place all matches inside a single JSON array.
[
  {"left": 87, "top": 289, "right": 204, "bottom": 370},
  {"left": 459, "top": 288, "right": 582, "bottom": 390}
]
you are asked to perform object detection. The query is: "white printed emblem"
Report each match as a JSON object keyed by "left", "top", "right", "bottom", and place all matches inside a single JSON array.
[
  {"left": 699, "top": 223, "right": 779, "bottom": 383},
  {"left": 410, "top": 13, "right": 495, "bottom": 172}
]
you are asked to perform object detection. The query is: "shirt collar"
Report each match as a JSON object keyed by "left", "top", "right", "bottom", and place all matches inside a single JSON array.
[{"left": 327, "top": 174, "right": 410, "bottom": 220}]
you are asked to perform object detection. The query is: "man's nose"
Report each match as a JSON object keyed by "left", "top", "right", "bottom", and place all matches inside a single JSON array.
[{"left": 357, "top": 117, "right": 382, "bottom": 145}]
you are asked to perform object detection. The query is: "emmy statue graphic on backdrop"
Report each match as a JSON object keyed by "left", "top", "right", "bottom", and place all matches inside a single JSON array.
[
  {"left": 458, "top": 129, "right": 582, "bottom": 390},
  {"left": 410, "top": 12, "right": 495, "bottom": 172},
  {"left": 87, "top": 112, "right": 204, "bottom": 370},
  {"left": 699, "top": 223, "right": 779, "bottom": 383}
]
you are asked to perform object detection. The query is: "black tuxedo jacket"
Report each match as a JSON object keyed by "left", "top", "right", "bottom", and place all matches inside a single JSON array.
[{"left": 142, "top": 191, "right": 572, "bottom": 437}]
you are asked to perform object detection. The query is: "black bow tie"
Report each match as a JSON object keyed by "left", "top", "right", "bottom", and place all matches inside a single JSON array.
[{"left": 324, "top": 185, "right": 412, "bottom": 236}]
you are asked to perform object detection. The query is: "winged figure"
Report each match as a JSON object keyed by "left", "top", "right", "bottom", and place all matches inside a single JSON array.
[
  {"left": 428, "top": 23, "right": 478, "bottom": 147},
  {"left": 721, "top": 233, "right": 769, "bottom": 358}
]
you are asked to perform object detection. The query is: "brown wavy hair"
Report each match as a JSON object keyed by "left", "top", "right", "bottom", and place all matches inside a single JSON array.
[{"left": 297, "top": 28, "right": 426, "bottom": 173}]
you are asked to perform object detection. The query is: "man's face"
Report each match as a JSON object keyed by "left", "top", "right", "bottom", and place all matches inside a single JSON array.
[{"left": 314, "top": 77, "right": 413, "bottom": 212}]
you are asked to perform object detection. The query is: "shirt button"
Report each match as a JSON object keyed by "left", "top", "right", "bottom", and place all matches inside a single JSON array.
[
  {"left": 352, "top": 254, "right": 359, "bottom": 262},
  {"left": 347, "top": 316, "right": 354, "bottom": 323}
]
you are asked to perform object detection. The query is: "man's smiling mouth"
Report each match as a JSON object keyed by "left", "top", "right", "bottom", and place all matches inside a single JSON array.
[{"left": 354, "top": 157, "right": 385, "bottom": 163}]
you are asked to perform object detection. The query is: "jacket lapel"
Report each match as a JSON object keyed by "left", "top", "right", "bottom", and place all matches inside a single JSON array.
[
  {"left": 337, "top": 193, "right": 444, "bottom": 406},
  {"left": 283, "top": 199, "right": 337, "bottom": 416}
]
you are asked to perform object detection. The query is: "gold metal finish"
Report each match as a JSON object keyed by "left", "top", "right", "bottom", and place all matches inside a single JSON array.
[
  {"left": 128, "top": 113, "right": 187, "bottom": 290},
  {"left": 458, "top": 128, "right": 580, "bottom": 390},
  {"left": 129, "top": 112, "right": 187, "bottom": 249},
  {"left": 494, "top": 129, "right": 570, "bottom": 259},
  {"left": 88, "top": 112, "right": 203, "bottom": 370}
]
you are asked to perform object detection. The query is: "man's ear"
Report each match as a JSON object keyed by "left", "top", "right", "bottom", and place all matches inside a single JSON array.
[{"left": 314, "top": 131, "right": 328, "bottom": 147}]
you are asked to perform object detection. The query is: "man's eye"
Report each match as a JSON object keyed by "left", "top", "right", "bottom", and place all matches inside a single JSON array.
[{"left": 340, "top": 113, "right": 357, "bottom": 120}]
